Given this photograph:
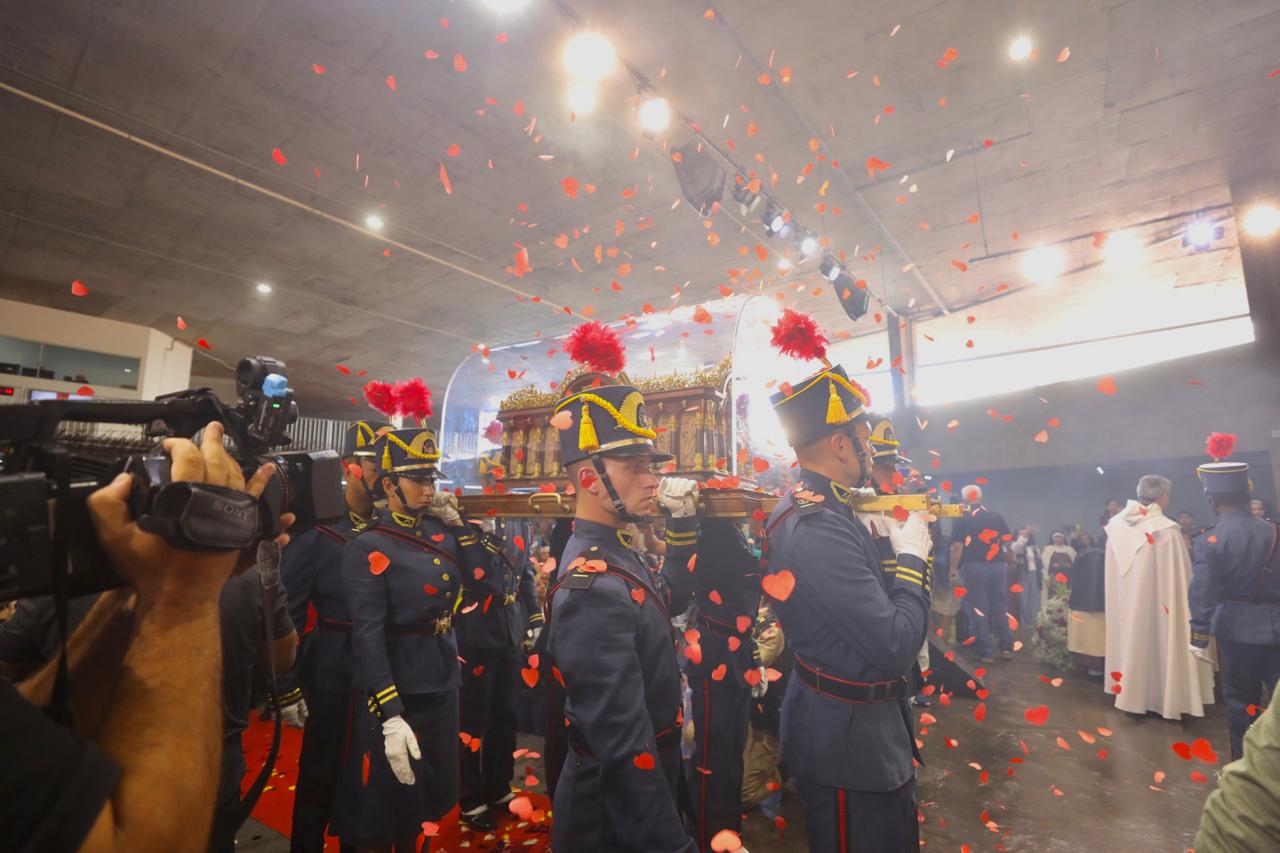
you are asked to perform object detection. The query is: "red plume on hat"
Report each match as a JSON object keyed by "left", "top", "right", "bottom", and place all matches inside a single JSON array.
[
  {"left": 566, "top": 321, "right": 626, "bottom": 374},
  {"left": 393, "top": 377, "right": 433, "bottom": 424},
  {"left": 363, "top": 380, "right": 397, "bottom": 418},
  {"left": 770, "top": 308, "right": 830, "bottom": 364},
  {"left": 1205, "top": 432, "right": 1237, "bottom": 461}
]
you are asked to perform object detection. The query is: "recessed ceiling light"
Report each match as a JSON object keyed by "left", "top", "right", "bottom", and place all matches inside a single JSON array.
[
  {"left": 1243, "top": 203, "right": 1280, "bottom": 238},
  {"left": 1020, "top": 245, "right": 1065, "bottom": 282},
  {"left": 365, "top": 214, "right": 384, "bottom": 231},
  {"left": 562, "top": 31, "right": 616, "bottom": 82},
  {"left": 256, "top": 282, "right": 273, "bottom": 294},
  {"left": 480, "top": 0, "right": 530, "bottom": 12},
  {"left": 1009, "top": 35, "right": 1033, "bottom": 61}
]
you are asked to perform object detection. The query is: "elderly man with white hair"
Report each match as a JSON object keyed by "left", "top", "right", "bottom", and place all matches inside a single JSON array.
[
  {"left": 1103, "top": 474, "right": 1215, "bottom": 719},
  {"left": 949, "top": 484, "right": 1014, "bottom": 664}
]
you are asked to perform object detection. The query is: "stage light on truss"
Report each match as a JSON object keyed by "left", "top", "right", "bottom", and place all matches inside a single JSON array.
[
  {"left": 365, "top": 213, "right": 384, "bottom": 231},
  {"left": 820, "top": 254, "right": 844, "bottom": 282},
  {"left": 1020, "top": 245, "right": 1065, "bottom": 283},
  {"left": 1243, "top": 203, "right": 1280, "bottom": 238},
  {"left": 731, "top": 171, "right": 763, "bottom": 216},
  {"left": 256, "top": 282, "right": 273, "bottom": 294},
  {"left": 794, "top": 228, "right": 820, "bottom": 261},
  {"left": 763, "top": 201, "right": 790, "bottom": 238},
  {"left": 562, "top": 31, "right": 616, "bottom": 82},
  {"left": 1009, "top": 35, "right": 1033, "bottom": 61},
  {"left": 480, "top": 0, "right": 531, "bottom": 12},
  {"left": 567, "top": 82, "right": 597, "bottom": 114},
  {"left": 636, "top": 96, "right": 671, "bottom": 134}
]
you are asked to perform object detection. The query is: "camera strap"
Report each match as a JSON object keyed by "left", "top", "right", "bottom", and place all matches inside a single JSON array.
[{"left": 231, "top": 541, "right": 284, "bottom": 828}]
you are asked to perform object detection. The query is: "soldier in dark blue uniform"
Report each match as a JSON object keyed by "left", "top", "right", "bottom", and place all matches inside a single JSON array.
[
  {"left": 455, "top": 516, "right": 542, "bottom": 830},
  {"left": 280, "top": 420, "right": 387, "bottom": 853},
  {"left": 1189, "top": 460, "right": 1280, "bottom": 761},
  {"left": 658, "top": 478, "right": 763, "bottom": 851},
  {"left": 761, "top": 364, "right": 933, "bottom": 852},
  {"left": 545, "top": 383, "right": 697, "bottom": 853},
  {"left": 332, "top": 427, "right": 492, "bottom": 852}
]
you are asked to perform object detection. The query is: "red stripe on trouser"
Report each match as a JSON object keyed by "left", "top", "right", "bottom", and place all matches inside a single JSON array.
[
  {"left": 837, "top": 788, "right": 848, "bottom": 853},
  {"left": 700, "top": 679, "right": 710, "bottom": 849}
]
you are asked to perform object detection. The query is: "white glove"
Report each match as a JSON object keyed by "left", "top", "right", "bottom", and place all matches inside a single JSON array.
[
  {"left": 526, "top": 626, "right": 542, "bottom": 648},
  {"left": 658, "top": 477, "right": 700, "bottom": 518},
  {"left": 426, "top": 491, "right": 462, "bottom": 527},
  {"left": 857, "top": 512, "right": 897, "bottom": 539},
  {"left": 1190, "top": 644, "right": 1215, "bottom": 665},
  {"left": 382, "top": 715, "right": 421, "bottom": 785},
  {"left": 751, "top": 666, "right": 769, "bottom": 699},
  {"left": 279, "top": 697, "right": 308, "bottom": 729},
  {"left": 889, "top": 512, "right": 932, "bottom": 561}
]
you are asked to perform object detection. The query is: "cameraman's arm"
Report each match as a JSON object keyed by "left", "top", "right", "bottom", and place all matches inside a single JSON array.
[{"left": 75, "top": 425, "right": 285, "bottom": 852}]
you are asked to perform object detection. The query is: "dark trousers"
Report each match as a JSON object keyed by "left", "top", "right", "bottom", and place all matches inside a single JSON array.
[
  {"left": 794, "top": 774, "right": 918, "bottom": 853},
  {"left": 960, "top": 562, "right": 1013, "bottom": 657},
  {"left": 1218, "top": 640, "right": 1280, "bottom": 761},
  {"left": 459, "top": 648, "right": 520, "bottom": 811},
  {"left": 290, "top": 689, "right": 352, "bottom": 853},
  {"left": 209, "top": 733, "right": 247, "bottom": 853},
  {"left": 688, "top": 678, "right": 750, "bottom": 851}
]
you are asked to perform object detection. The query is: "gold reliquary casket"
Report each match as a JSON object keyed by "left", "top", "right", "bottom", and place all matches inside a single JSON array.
[{"left": 438, "top": 295, "right": 904, "bottom": 506}]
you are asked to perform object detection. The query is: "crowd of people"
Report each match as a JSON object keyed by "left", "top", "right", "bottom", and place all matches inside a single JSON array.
[{"left": 3, "top": 330, "right": 1280, "bottom": 853}]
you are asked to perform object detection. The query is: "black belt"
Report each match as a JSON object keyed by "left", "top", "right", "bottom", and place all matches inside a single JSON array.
[
  {"left": 1223, "top": 595, "right": 1280, "bottom": 605},
  {"left": 318, "top": 617, "right": 352, "bottom": 632},
  {"left": 568, "top": 722, "right": 681, "bottom": 758},
  {"left": 793, "top": 654, "right": 908, "bottom": 704},
  {"left": 391, "top": 611, "right": 453, "bottom": 636}
]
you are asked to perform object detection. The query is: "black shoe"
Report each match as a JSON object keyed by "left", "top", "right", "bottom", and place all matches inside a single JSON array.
[{"left": 460, "top": 806, "right": 497, "bottom": 831}]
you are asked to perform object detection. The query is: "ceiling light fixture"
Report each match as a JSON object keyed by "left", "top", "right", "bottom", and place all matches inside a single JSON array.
[
  {"left": 1184, "top": 217, "right": 1221, "bottom": 251},
  {"left": 365, "top": 213, "right": 384, "bottom": 231},
  {"left": 1020, "top": 245, "right": 1065, "bottom": 283},
  {"left": 1101, "top": 230, "right": 1143, "bottom": 268},
  {"left": 731, "top": 171, "right": 763, "bottom": 216},
  {"left": 562, "top": 31, "right": 616, "bottom": 81},
  {"left": 1009, "top": 35, "right": 1033, "bottom": 61},
  {"left": 636, "top": 96, "right": 671, "bottom": 134},
  {"left": 777, "top": 257, "right": 793, "bottom": 271},
  {"left": 794, "top": 228, "right": 820, "bottom": 261},
  {"left": 762, "top": 201, "right": 790, "bottom": 238},
  {"left": 1242, "top": 203, "right": 1280, "bottom": 238},
  {"left": 480, "top": 0, "right": 531, "bottom": 12},
  {"left": 820, "top": 254, "right": 843, "bottom": 282},
  {"left": 256, "top": 282, "right": 273, "bottom": 294},
  {"left": 567, "top": 82, "right": 597, "bottom": 114}
]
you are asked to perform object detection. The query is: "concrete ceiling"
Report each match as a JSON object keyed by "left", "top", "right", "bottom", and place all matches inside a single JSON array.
[{"left": 1, "top": 0, "right": 1278, "bottom": 418}]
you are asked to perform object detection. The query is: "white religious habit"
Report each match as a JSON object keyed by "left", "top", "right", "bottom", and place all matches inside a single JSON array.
[{"left": 1103, "top": 500, "right": 1214, "bottom": 719}]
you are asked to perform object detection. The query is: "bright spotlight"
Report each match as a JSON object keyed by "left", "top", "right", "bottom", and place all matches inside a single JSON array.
[
  {"left": 1101, "top": 231, "right": 1143, "bottom": 267},
  {"left": 1021, "top": 245, "right": 1065, "bottom": 283},
  {"left": 1009, "top": 35, "right": 1033, "bottom": 61},
  {"left": 795, "top": 229, "right": 820, "bottom": 260},
  {"left": 256, "top": 282, "right": 273, "bottom": 294},
  {"left": 562, "top": 31, "right": 616, "bottom": 81},
  {"left": 778, "top": 257, "right": 794, "bottom": 271},
  {"left": 480, "top": 0, "right": 531, "bottom": 11},
  {"left": 567, "top": 82, "right": 597, "bottom": 114},
  {"left": 1185, "top": 218, "right": 1217, "bottom": 250},
  {"left": 365, "top": 213, "right": 384, "bottom": 231},
  {"left": 637, "top": 96, "right": 671, "bottom": 133},
  {"left": 1243, "top": 204, "right": 1280, "bottom": 238}
]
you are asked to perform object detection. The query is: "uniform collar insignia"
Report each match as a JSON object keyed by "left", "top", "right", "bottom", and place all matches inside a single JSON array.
[
  {"left": 391, "top": 511, "right": 419, "bottom": 528},
  {"left": 829, "top": 481, "right": 854, "bottom": 505},
  {"left": 349, "top": 510, "right": 367, "bottom": 527},
  {"left": 616, "top": 528, "right": 635, "bottom": 549}
]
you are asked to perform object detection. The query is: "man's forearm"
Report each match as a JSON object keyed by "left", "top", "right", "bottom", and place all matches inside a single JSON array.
[
  {"left": 18, "top": 590, "right": 135, "bottom": 736},
  {"left": 92, "top": 598, "right": 225, "bottom": 851}
]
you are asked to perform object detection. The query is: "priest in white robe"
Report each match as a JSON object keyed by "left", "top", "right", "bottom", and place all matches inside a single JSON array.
[{"left": 1104, "top": 474, "right": 1214, "bottom": 719}]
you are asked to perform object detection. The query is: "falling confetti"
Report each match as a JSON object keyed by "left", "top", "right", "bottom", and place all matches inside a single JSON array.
[
  {"left": 70, "top": 279, "right": 89, "bottom": 296},
  {"left": 271, "top": 147, "right": 288, "bottom": 166},
  {"left": 454, "top": 53, "right": 468, "bottom": 73},
  {"left": 438, "top": 162, "right": 453, "bottom": 195},
  {"left": 311, "top": 63, "right": 326, "bottom": 75}
]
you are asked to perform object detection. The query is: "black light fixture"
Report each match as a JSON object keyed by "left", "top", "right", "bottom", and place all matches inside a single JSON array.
[
  {"left": 731, "top": 171, "right": 763, "bottom": 217},
  {"left": 832, "top": 269, "right": 870, "bottom": 322},
  {"left": 793, "top": 228, "right": 820, "bottom": 262},
  {"left": 671, "top": 140, "right": 725, "bottom": 218},
  {"left": 762, "top": 200, "right": 790, "bottom": 237},
  {"left": 820, "top": 254, "right": 843, "bottom": 282}
]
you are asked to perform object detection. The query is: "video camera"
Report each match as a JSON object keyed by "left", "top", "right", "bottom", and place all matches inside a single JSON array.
[{"left": 0, "top": 356, "right": 345, "bottom": 600}]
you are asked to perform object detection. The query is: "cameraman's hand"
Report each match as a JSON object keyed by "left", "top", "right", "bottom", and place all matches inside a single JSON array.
[{"left": 87, "top": 421, "right": 292, "bottom": 607}]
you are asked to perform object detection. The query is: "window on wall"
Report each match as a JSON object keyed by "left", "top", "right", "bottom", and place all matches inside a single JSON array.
[{"left": 0, "top": 335, "right": 140, "bottom": 389}]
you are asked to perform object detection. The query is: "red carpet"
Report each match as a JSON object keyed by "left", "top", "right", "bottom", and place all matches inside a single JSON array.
[{"left": 241, "top": 717, "right": 552, "bottom": 851}]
